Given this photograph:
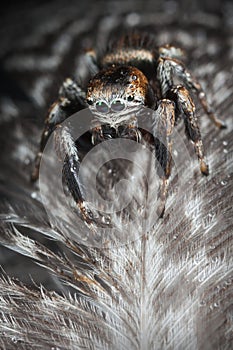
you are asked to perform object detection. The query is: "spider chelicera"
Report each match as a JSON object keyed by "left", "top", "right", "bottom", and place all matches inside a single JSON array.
[{"left": 31, "top": 32, "right": 225, "bottom": 226}]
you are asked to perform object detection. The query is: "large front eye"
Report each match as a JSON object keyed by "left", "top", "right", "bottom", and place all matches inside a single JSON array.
[
  {"left": 111, "top": 99, "right": 125, "bottom": 112},
  {"left": 96, "top": 101, "right": 109, "bottom": 113}
]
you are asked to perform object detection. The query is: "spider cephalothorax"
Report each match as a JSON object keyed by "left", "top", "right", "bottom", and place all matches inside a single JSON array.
[
  {"left": 31, "top": 32, "right": 226, "bottom": 226},
  {"left": 86, "top": 65, "right": 154, "bottom": 125},
  {"left": 85, "top": 65, "right": 155, "bottom": 146}
]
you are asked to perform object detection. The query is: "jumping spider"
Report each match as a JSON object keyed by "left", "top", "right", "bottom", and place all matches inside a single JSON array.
[{"left": 31, "top": 32, "right": 225, "bottom": 226}]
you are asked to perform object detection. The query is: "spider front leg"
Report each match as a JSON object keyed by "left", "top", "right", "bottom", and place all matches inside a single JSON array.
[
  {"left": 168, "top": 85, "right": 209, "bottom": 175},
  {"left": 55, "top": 125, "right": 101, "bottom": 227},
  {"left": 56, "top": 122, "right": 114, "bottom": 227},
  {"left": 152, "top": 99, "right": 175, "bottom": 217},
  {"left": 157, "top": 55, "right": 226, "bottom": 128},
  {"left": 31, "top": 78, "right": 86, "bottom": 181}
]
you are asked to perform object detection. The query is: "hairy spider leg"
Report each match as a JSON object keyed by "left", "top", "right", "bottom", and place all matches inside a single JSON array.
[
  {"left": 157, "top": 56, "right": 226, "bottom": 128},
  {"left": 83, "top": 48, "right": 99, "bottom": 75},
  {"left": 169, "top": 85, "right": 209, "bottom": 175},
  {"left": 157, "top": 56, "right": 213, "bottom": 175},
  {"left": 152, "top": 99, "right": 175, "bottom": 217},
  {"left": 158, "top": 44, "right": 186, "bottom": 60},
  {"left": 55, "top": 125, "right": 112, "bottom": 228},
  {"left": 31, "top": 78, "right": 86, "bottom": 181},
  {"left": 54, "top": 125, "right": 98, "bottom": 226}
]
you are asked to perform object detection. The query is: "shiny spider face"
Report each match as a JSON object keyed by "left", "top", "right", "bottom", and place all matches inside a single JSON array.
[{"left": 86, "top": 66, "right": 151, "bottom": 125}]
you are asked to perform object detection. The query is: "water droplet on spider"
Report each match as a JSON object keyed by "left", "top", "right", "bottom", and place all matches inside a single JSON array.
[
  {"left": 223, "top": 149, "right": 228, "bottom": 154},
  {"left": 222, "top": 141, "right": 228, "bottom": 146}
]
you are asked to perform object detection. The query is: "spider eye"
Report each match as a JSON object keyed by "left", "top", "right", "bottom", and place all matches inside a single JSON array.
[
  {"left": 95, "top": 101, "right": 109, "bottom": 113},
  {"left": 111, "top": 99, "right": 125, "bottom": 112},
  {"left": 86, "top": 99, "right": 93, "bottom": 105},
  {"left": 127, "top": 96, "right": 134, "bottom": 102}
]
